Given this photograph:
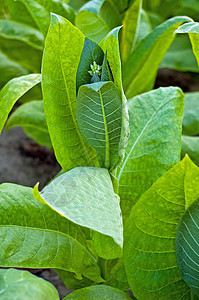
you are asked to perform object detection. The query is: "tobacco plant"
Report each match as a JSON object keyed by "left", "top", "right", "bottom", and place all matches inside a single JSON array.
[{"left": 0, "top": 13, "right": 199, "bottom": 299}]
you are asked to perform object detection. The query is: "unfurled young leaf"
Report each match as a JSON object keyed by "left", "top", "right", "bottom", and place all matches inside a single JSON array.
[
  {"left": 5, "top": 100, "right": 52, "bottom": 149},
  {"left": 176, "top": 198, "right": 199, "bottom": 298},
  {"left": 0, "top": 74, "right": 41, "bottom": 134},
  {"left": 123, "top": 16, "right": 192, "bottom": 98},
  {"left": 0, "top": 183, "right": 102, "bottom": 283},
  {"left": 118, "top": 87, "right": 184, "bottom": 218},
  {"left": 0, "top": 268, "right": 59, "bottom": 300},
  {"left": 77, "top": 81, "right": 122, "bottom": 170},
  {"left": 124, "top": 156, "right": 199, "bottom": 299},
  {"left": 33, "top": 167, "right": 123, "bottom": 248},
  {"left": 42, "top": 14, "right": 99, "bottom": 171},
  {"left": 63, "top": 285, "right": 133, "bottom": 299}
]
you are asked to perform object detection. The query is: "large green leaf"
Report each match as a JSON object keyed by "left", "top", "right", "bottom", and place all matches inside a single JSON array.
[
  {"left": 64, "top": 285, "right": 133, "bottom": 299},
  {"left": 176, "top": 198, "right": 199, "bottom": 297},
  {"left": 0, "top": 74, "right": 41, "bottom": 134},
  {"left": 123, "top": 16, "right": 192, "bottom": 98},
  {"left": 183, "top": 92, "right": 199, "bottom": 136},
  {"left": 6, "top": 100, "right": 52, "bottom": 149},
  {"left": 77, "top": 81, "right": 122, "bottom": 170},
  {"left": 42, "top": 14, "right": 98, "bottom": 171},
  {"left": 124, "top": 156, "right": 199, "bottom": 299},
  {"left": 175, "top": 22, "right": 199, "bottom": 67},
  {"left": 0, "top": 52, "right": 28, "bottom": 89},
  {"left": 33, "top": 167, "right": 123, "bottom": 248},
  {"left": 121, "top": 0, "right": 142, "bottom": 63},
  {"left": 75, "top": 0, "right": 121, "bottom": 44},
  {"left": 0, "top": 268, "right": 59, "bottom": 299},
  {"left": 181, "top": 136, "right": 199, "bottom": 167},
  {"left": 76, "top": 38, "right": 104, "bottom": 91},
  {"left": 118, "top": 87, "right": 184, "bottom": 218},
  {"left": 160, "top": 36, "right": 199, "bottom": 72},
  {"left": 0, "top": 183, "right": 102, "bottom": 283},
  {"left": 18, "top": 0, "right": 75, "bottom": 36}
]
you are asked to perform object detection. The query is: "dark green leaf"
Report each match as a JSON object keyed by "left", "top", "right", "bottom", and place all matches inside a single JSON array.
[
  {"left": 183, "top": 92, "right": 199, "bottom": 136},
  {"left": 124, "top": 156, "right": 199, "bottom": 299},
  {"left": 118, "top": 87, "right": 184, "bottom": 218},
  {"left": 0, "top": 268, "right": 59, "bottom": 299},
  {"left": 42, "top": 14, "right": 98, "bottom": 171},
  {"left": 181, "top": 136, "right": 199, "bottom": 167}
]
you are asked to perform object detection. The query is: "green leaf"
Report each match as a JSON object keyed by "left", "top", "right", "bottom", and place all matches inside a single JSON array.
[
  {"left": 160, "top": 35, "right": 199, "bottom": 72},
  {"left": 6, "top": 100, "right": 52, "bottom": 149},
  {"left": 124, "top": 156, "right": 199, "bottom": 299},
  {"left": 0, "top": 183, "right": 102, "bottom": 283},
  {"left": 0, "top": 74, "right": 41, "bottom": 134},
  {"left": 105, "top": 259, "right": 129, "bottom": 291},
  {"left": 75, "top": 0, "right": 121, "bottom": 44},
  {"left": 0, "top": 268, "right": 59, "bottom": 299},
  {"left": 123, "top": 16, "right": 192, "bottom": 98},
  {"left": 55, "top": 269, "right": 93, "bottom": 290},
  {"left": 63, "top": 285, "right": 133, "bottom": 299},
  {"left": 176, "top": 198, "right": 199, "bottom": 297},
  {"left": 76, "top": 38, "right": 104, "bottom": 91},
  {"left": 100, "top": 27, "right": 130, "bottom": 167},
  {"left": 33, "top": 167, "right": 123, "bottom": 248},
  {"left": 0, "top": 52, "right": 28, "bottom": 89},
  {"left": 183, "top": 92, "right": 199, "bottom": 136},
  {"left": 175, "top": 22, "right": 199, "bottom": 67},
  {"left": 77, "top": 81, "right": 122, "bottom": 170},
  {"left": 118, "top": 87, "right": 184, "bottom": 218},
  {"left": 181, "top": 136, "right": 199, "bottom": 167},
  {"left": 42, "top": 14, "right": 98, "bottom": 171},
  {"left": 18, "top": 0, "right": 75, "bottom": 36},
  {"left": 121, "top": 0, "right": 142, "bottom": 62}
]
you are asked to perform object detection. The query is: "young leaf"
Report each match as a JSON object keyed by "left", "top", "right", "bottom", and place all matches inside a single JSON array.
[
  {"left": 75, "top": 0, "right": 121, "bottom": 43},
  {"left": 175, "top": 22, "right": 199, "bottom": 67},
  {"left": 33, "top": 167, "right": 123, "bottom": 248},
  {"left": 124, "top": 156, "right": 199, "bottom": 299},
  {"left": 183, "top": 92, "right": 199, "bottom": 136},
  {"left": 181, "top": 135, "right": 199, "bottom": 167},
  {"left": 118, "top": 87, "right": 184, "bottom": 218},
  {"left": 0, "top": 183, "right": 102, "bottom": 283},
  {"left": 0, "top": 268, "right": 59, "bottom": 299},
  {"left": 5, "top": 100, "right": 52, "bottom": 149},
  {"left": 121, "top": 0, "right": 142, "bottom": 62},
  {"left": 105, "top": 259, "right": 129, "bottom": 291},
  {"left": 123, "top": 16, "right": 192, "bottom": 98},
  {"left": 0, "top": 74, "right": 41, "bottom": 134},
  {"left": 63, "top": 285, "right": 133, "bottom": 299},
  {"left": 42, "top": 14, "right": 98, "bottom": 171},
  {"left": 76, "top": 38, "right": 104, "bottom": 91},
  {"left": 77, "top": 81, "right": 122, "bottom": 170},
  {"left": 176, "top": 198, "right": 199, "bottom": 297}
]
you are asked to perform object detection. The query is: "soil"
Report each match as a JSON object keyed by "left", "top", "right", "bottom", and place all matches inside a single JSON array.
[{"left": 1, "top": 68, "right": 199, "bottom": 299}]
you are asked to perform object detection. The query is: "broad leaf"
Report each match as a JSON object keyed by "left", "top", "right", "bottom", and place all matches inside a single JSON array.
[
  {"left": 75, "top": 0, "right": 121, "bottom": 43},
  {"left": 18, "top": 0, "right": 75, "bottom": 36},
  {"left": 124, "top": 156, "right": 199, "bottom": 299},
  {"left": 0, "top": 183, "right": 102, "bottom": 283},
  {"left": 118, "top": 87, "right": 184, "bottom": 218},
  {"left": 77, "top": 81, "right": 122, "bottom": 170},
  {"left": 0, "top": 268, "right": 59, "bottom": 299},
  {"left": 121, "top": 0, "right": 142, "bottom": 62},
  {"left": 0, "top": 74, "right": 41, "bottom": 134},
  {"left": 176, "top": 198, "right": 199, "bottom": 297},
  {"left": 42, "top": 14, "right": 98, "bottom": 171},
  {"left": 64, "top": 285, "right": 133, "bottom": 299},
  {"left": 33, "top": 167, "right": 123, "bottom": 248},
  {"left": 160, "top": 36, "right": 199, "bottom": 72},
  {"left": 175, "top": 22, "right": 199, "bottom": 67},
  {"left": 181, "top": 136, "right": 199, "bottom": 167},
  {"left": 76, "top": 38, "right": 104, "bottom": 91},
  {"left": 183, "top": 92, "right": 199, "bottom": 136},
  {"left": 6, "top": 100, "right": 52, "bottom": 149},
  {"left": 123, "top": 16, "right": 192, "bottom": 98},
  {"left": 105, "top": 259, "right": 129, "bottom": 291}
]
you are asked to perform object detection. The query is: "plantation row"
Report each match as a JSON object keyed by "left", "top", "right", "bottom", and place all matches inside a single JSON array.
[{"left": 0, "top": 0, "right": 199, "bottom": 299}]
